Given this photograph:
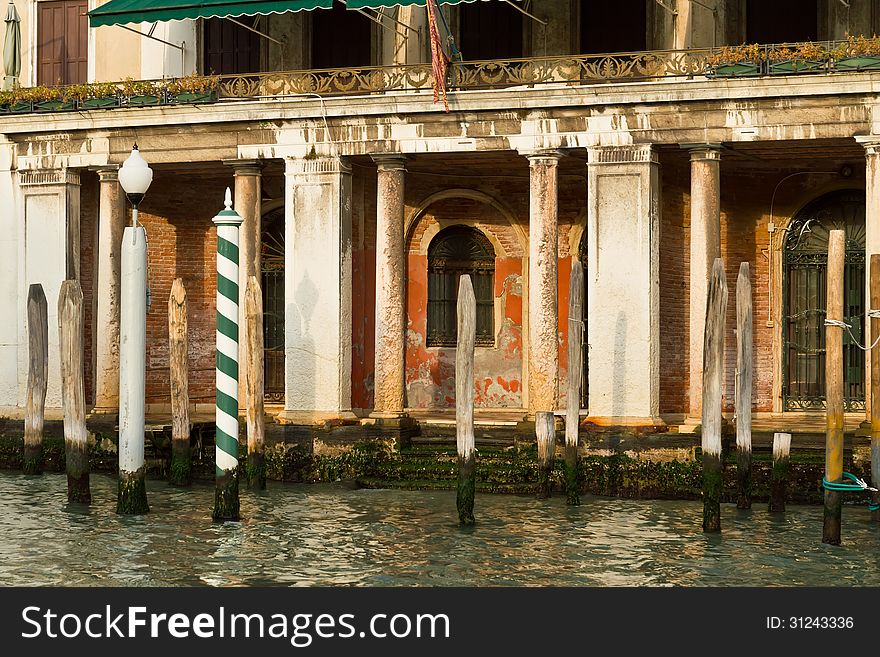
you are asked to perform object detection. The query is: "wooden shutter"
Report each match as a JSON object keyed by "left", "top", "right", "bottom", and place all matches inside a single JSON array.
[
  {"left": 203, "top": 17, "right": 261, "bottom": 75},
  {"left": 38, "top": 0, "right": 88, "bottom": 86}
]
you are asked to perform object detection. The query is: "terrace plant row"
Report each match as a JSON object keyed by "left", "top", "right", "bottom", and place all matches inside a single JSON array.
[{"left": 0, "top": 74, "right": 220, "bottom": 114}]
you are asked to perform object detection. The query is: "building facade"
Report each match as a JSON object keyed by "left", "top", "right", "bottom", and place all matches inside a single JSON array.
[{"left": 3, "top": 0, "right": 880, "bottom": 437}]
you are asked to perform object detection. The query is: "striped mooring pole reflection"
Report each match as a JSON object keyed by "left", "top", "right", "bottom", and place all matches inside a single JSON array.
[{"left": 213, "top": 188, "right": 243, "bottom": 521}]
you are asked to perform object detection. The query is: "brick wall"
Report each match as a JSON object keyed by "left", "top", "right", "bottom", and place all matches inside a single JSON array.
[
  {"left": 351, "top": 164, "right": 377, "bottom": 412},
  {"left": 136, "top": 171, "right": 231, "bottom": 405},
  {"left": 659, "top": 153, "right": 691, "bottom": 415}
]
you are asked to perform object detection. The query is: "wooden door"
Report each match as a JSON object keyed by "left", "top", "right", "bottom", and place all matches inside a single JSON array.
[
  {"left": 37, "top": 0, "right": 88, "bottom": 86},
  {"left": 203, "top": 17, "right": 261, "bottom": 75}
]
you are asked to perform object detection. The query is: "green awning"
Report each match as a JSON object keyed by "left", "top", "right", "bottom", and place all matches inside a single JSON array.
[
  {"left": 89, "top": 0, "right": 332, "bottom": 27},
  {"left": 346, "top": 0, "right": 490, "bottom": 7}
]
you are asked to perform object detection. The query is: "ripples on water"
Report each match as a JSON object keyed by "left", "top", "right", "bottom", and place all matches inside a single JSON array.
[{"left": 0, "top": 472, "right": 878, "bottom": 586}]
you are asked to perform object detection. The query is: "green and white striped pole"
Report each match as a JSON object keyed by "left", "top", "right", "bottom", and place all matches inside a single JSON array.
[{"left": 213, "top": 188, "right": 243, "bottom": 522}]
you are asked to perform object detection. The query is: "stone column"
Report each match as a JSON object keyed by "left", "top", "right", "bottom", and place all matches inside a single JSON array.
[
  {"left": 527, "top": 151, "right": 562, "bottom": 414},
  {"left": 93, "top": 166, "right": 126, "bottom": 412},
  {"left": 277, "top": 156, "right": 354, "bottom": 424},
  {"left": 224, "top": 159, "right": 263, "bottom": 407},
  {"left": 685, "top": 144, "right": 722, "bottom": 429},
  {"left": 585, "top": 145, "right": 664, "bottom": 428},
  {"left": 371, "top": 155, "right": 408, "bottom": 419}
]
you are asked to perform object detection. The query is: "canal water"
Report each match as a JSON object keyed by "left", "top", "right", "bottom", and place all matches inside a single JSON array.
[{"left": 0, "top": 472, "right": 878, "bottom": 586}]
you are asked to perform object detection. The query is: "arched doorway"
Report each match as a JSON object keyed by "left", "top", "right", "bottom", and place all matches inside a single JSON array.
[
  {"left": 782, "top": 189, "right": 865, "bottom": 411},
  {"left": 261, "top": 207, "right": 285, "bottom": 402},
  {"left": 578, "top": 230, "right": 589, "bottom": 409}
]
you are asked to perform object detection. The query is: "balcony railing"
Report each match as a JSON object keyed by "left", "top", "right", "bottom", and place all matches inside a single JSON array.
[
  {"left": 216, "top": 48, "right": 713, "bottom": 99},
  {"left": 3, "top": 39, "right": 880, "bottom": 116}
]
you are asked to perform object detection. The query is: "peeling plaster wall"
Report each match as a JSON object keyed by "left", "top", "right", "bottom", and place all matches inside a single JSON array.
[{"left": 405, "top": 196, "right": 526, "bottom": 409}]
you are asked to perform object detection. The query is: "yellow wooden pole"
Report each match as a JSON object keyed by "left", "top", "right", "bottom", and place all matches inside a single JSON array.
[{"left": 823, "top": 229, "right": 845, "bottom": 545}]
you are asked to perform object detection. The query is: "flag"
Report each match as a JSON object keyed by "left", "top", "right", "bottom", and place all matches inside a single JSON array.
[{"left": 426, "top": 0, "right": 449, "bottom": 112}]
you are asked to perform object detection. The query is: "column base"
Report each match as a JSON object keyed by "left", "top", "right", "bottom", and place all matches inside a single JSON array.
[
  {"left": 276, "top": 410, "right": 360, "bottom": 426},
  {"left": 363, "top": 414, "right": 418, "bottom": 449},
  {"left": 584, "top": 415, "right": 668, "bottom": 431},
  {"left": 678, "top": 416, "right": 702, "bottom": 434}
]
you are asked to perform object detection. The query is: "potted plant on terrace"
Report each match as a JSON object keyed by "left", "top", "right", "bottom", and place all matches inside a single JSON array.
[
  {"left": 76, "top": 81, "right": 121, "bottom": 109},
  {"left": 831, "top": 34, "right": 880, "bottom": 71},
  {"left": 8, "top": 87, "right": 33, "bottom": 113},
  {"left": 767, "top": 42, "right": 828, "bottom": 74},
  {"left": 707, "top": 43, "right": 766, "bottom": 77},
  {"left": 122, "top": 78, "right": 164, "bottom": 106},
  {"left": 0, "top": 90, "right": 13, "bottom": 113},
  {"left": 25, "top": 85, "right": 75, "bottom": 112},
  {"left": 166, "top": 74, "right": 219, "bottom": 104}
]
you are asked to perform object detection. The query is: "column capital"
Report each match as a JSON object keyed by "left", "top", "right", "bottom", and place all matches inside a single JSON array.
[
  {"left": 94, "top": 165, "right": 119, "bottom": 182},
  {"left": 372, "top": 154, "right": 407, "bottom": 172},
  {"left": 587, "top": 144, "right": 657, "bottom": 165},
  {"left": 19, "top": 168, "right": 80, "bottom": 187},
  {"left": 223, "top": 158, "right": 264, "bottom": 176},
  {"left": 524, "top": 150, "right": 564, "bottom": 166},
  {"left": 682, "top": 143, "right": 723, "bottom": 161},
  {"left": 855, "top": 135, "right": 880, "bottom": 156},
  {"left": 285, "top": 156, "right": 351, "bottom": 177}
]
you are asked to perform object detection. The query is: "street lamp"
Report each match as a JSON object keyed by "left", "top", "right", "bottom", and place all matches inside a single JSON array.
[
  {"left": 118, "top": 143, "right": 153, "bottom": 229},
  {"left": 116, "top": 143, "right": 151, "bottom": 515}
]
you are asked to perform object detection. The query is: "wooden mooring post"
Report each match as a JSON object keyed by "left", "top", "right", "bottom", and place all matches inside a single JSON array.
[
  {"left": 870, "top": 254, "right": 880, "bottom": 521},
  {"left": 168, "top": 278, "right": 191, "bottom": 486},
  {"left": 456, "top": 274, "right": 476, "bottom": 525},
  {"left": 735, "top": 262, "right": 753, "bottom": 509},
  {"left": 564, "top": 260, "right": 584, "bottom": 506},
  {"left": 769, "top": 432, "right": 791, "bottom": 513},
  {"left": 823, "top": 229, "right": 845, "bottom": 545},
  {"left": 536, "top": 412, "right": 556, "bottom": 500},
  {"left": 702, "top": 257, "right": 727, "bottom": 532},
  {"left": 24, "top": 283, "right": 48, "bottom": 475},
  {"left": 59, "top": 280, "right": 90, "bottom": 504},
  {"left": 245, "top": 275, "right": 266, "bottom": 490}
]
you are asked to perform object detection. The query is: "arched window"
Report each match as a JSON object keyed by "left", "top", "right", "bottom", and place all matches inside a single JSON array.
[
  {"left": 783, "top": 190, "right": 865, "bottom": 411},
  {"left": 427, "top": 226, "right": 495, "bottom": 347}
]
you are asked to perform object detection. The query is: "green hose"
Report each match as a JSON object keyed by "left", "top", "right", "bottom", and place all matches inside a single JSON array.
[
  {"left": 822, "top": 472, "right": 880, "bottom": 511},
  {"left": 822, "top": 472, "right": 872, "bottom": 492}
]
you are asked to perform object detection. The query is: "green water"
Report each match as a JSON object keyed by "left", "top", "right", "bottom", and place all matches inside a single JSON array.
[{"left": 0, "top": 472, "right": 878, "bottom": 586}]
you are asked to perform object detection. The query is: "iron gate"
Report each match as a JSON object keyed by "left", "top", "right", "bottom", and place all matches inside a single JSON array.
[
  {"left": 261, "top": 208, "right": 285, "bottom": 403},
  {"left": 782, "top": 190, "right": 865, "bottom": 412}
]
